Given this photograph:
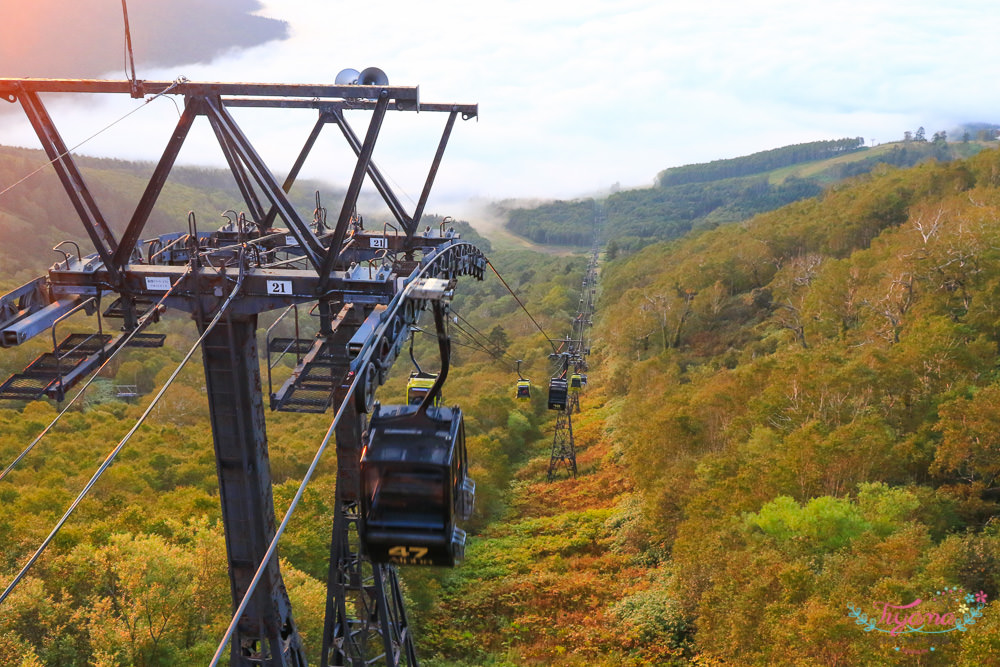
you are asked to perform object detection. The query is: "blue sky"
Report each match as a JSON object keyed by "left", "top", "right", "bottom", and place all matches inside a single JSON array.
[{"left": 2, "top": 0, "right": 999, "bottom": 211}]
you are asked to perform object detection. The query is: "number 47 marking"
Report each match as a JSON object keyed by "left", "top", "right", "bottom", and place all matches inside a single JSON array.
[{"left": 388, "top": 546, "right": 428, "bottom": 560}]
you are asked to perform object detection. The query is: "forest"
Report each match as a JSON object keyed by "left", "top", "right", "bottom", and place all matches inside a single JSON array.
[
  {"left": 0, "top": 145, "right": 348, "bottom": 282},
  {"left": 592, "top": 148, "right": 1000, "bottom": 664},
  {"left": 3, "top": 141, "right": 1000, "bottom": 665},
  {"left": 654, "top": 137, "right": 867, "bottom": 186},
  {"left": 503, "top": 174, "right": 824, "bottom": 249},
  {"left": 501, "top": 136, "right": 990, "bottom": 256}
]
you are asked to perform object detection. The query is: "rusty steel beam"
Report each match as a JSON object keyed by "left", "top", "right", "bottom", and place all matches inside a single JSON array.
[
  {"left": 225, "top": 98, "right": 478, "bottom": 117},
  {"left": 325, "top": 108, "right": 411, "bottom": 232},
  {"left": 16, "top": 87, "right": 120, "bottom": 280},
  {"left": 0, "top": 78, "right": 419, "bottom": 103},
  {"left": 260, "top": 117, "right": 327, "bottom": 232},
  {"left": 318, "top": 94, "right": 391, "bottom": 291},
  {"left": 411, "top": 110, "right": 459, "bottom": 232},
  {"left": 201, "top": 97, "right": 326, "bottom": 271},
  {"left": 114, "top": 100, "right": 200, "bottom": 268}
]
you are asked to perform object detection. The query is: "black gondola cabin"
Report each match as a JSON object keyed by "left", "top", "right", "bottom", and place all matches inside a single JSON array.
[
  {"left": 548, "top": 378, "right": 568, "bottom": 410},
  {"left": 361, "top": 403, "right": 474, "bottom": 567}
]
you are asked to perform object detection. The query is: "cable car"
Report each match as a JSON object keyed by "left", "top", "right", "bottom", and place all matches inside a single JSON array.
[
  {"left": 516, "top": 379, "right": 531, "bottom": 400},
  {"left": 514, "top": 360, "right": 531, "bottom": 400},
  {"left": 548, "top": 378, "right": 568, "bottom": 410},
  {"left": 360, "top": 403, "right": 474, "bottom": 567},
  {"left": 569, "top": 373, "right": 583, "bottom": 393},
  {"left": 406, "top": 371, "right": 442, "bottom": 406}
]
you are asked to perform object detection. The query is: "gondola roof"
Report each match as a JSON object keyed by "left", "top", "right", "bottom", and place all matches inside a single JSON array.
[{"left": 364, "top": 404, "right": 461, "bottom": 465}]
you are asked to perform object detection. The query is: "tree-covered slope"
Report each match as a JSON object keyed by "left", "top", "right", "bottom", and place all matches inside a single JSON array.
[
  {"left": 655, "top": 137, "right": 866, "bottom": 186},
  {"left": 592, "top": 149, "right": 1000, "bottom": 664},
  {"left": 0, "top": 145, "right": 347, "bottom": 282},
  {"left": 0, "top": 201, "right": 595, "bottom": 664},
  {"left": 370, "top": 149, "right": 1000, "bottom": 666},
  {"left": 6, "top": 142, "right": 1000, "bottom": 665},
  {"left": 503, "top": 137, "right": 993, "bottom": 256}
]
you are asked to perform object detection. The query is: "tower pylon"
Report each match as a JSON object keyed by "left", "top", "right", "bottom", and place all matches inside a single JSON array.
[{"left": 546, "top": 409, "right": 577, "bottom": 480}]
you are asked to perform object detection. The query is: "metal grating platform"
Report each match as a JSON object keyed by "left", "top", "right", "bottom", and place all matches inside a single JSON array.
[
  {"left": 276, "top": 388, "right": 336, "bottom": 413},
  {"left": 268, "top": 337, "right": 316, "bottom": 355},
  {"left": 58, "top": 333, "right": 112, "bottom": 354},
  {"left": 0, "top": 330, "right": 160, "bottom": 401},
  {"left": 24, "top": 351, "right": 86, "bottom": 376},
  {"left": 271, "top": 338, "right": 352, "bottom": 413},
  {"left": 103, "top": 296, "right": 157, "bottom": 319},
  {"left": 0, "top": 373, "right": 54, "bottom": 399},
  {"left": 0, "top": 332, "right": 113, "bottom": 400},
  {"left": 18, "top": 333, "right": 112, "bottom": 379},
  {"left": 125, "top": 333, "right": 166, "bottom": 348}
]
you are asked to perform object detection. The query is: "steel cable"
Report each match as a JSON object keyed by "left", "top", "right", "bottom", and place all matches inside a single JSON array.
[
  {"left": 448, "top": 319, "right": 504, "bottom": 361},
  {"left": 0, "top": 76, "right": 188, "bottom": 200},
  {"left": 484, "top": 260, "right": 559, "bottom": 353},
  {"left": 452, "top": 310, "right": 499, "bottom": 351},
  {"left": 421, "top": 312, "right": 518, "bottom": 371}
]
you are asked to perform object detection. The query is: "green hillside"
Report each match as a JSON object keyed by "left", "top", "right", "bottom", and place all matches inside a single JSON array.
[
  {"left": 395, "top": 146, "right": 1000, "bottom": 665},
  {"left": 4, "top": 144, "right": 1000, "bottom": 664},
  {"left": 0, "top": 235, "right": 590, "bottom": 666},
  {"left": 0, "top": 146, "right": 595, "bottom": 665},
  {"left": 655, "top": 137, "right": 868, "bottom": 185},
  {"left": 587, "top": 148, "right": 1000, "bottom": 664},
  {"left": 0, "top": 145, "right": 347, "bottom": 282},
  {"left": 503, "top": 137, "right": 996, "bottom": 255}
]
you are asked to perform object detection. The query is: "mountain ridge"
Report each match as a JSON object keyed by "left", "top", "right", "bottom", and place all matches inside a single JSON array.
[{"left": 500, "top": 135, "right": 996, "bottom": 253}]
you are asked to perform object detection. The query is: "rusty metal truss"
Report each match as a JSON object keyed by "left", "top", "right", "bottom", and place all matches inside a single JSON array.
[{"left": 0, "top": 76, "right": 482, "bottom": 666}]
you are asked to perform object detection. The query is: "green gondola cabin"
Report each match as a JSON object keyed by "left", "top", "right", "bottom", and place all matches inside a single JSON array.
[
  {"left": 406, "top": 371, "right": 442, "bottom": 406},
  {"left": 516, "top": 379, "right": 531, "bottom": 400}
]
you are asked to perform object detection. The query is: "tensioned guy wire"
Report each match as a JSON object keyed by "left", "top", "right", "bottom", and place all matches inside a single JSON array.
[{"left": 0, "top": 76, "right": 188, "bottom": 200}]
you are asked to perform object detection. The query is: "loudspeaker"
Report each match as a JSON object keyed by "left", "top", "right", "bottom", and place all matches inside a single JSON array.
[
  {"left": 357, "top": 67, "right": 389, "bottom": 86},
  {"left": 335, "top": 68, "right": 360, "bottom": 85}
]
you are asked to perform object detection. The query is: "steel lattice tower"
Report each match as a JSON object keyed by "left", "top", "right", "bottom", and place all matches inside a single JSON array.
[
  {"left": 546, "top": 409, "right": 577, "bottom": 480},
  {"left": 0, "top": 77, "right": 482, "bottom": 666}
]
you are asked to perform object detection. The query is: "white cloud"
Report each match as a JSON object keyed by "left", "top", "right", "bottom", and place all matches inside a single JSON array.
[{"left": 3, "top": 0, "right": 999, "bottom": 206}]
